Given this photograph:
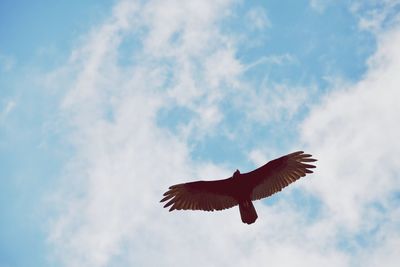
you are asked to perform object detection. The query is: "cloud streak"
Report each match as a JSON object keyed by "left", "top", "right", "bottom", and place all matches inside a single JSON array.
[{"left": 1, "top": 100, "right": 16, "bottom": 119}]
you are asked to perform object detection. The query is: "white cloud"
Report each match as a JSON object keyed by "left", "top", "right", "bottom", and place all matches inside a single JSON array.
[
  {"left": 0, "top": 100, "right": 16, "bottom": 122},
  {"left": 204, "top": 48, "right": 243, "bottom": 89},
  {"left": 245, "top": 7, "right": 270, "bottom": 30},
  {"left": 49, "top": 0, "right": 247, "bottom": 266},
  {"left": 248, "top": 149, "right": 268, "bottom": 167},
  {"left": 234, "top": 83, "right": 310, "bottom": 124},
  {"left": 309, "top": 0, "right": 332, "bottom": 13},
  {"left": 300, "top": 15, "right": 400, "bottom": 266},
  {"left": 301, "top": 22, "right": 400, "bottom": 228},
  {"left": 351, "top": 0, "right": 400, "bottom": 33},
  {"left": 361, "top": 224, "right": 400, "bottom": 267},
  {"left": 0, "top": 53, "right": 15, "bottom": 72},
  {"left": 48, "top": 0, "right": 400, "bottom": 266}
]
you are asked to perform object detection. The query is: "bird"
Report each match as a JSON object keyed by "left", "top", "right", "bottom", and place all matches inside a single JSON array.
[{"left": 160, "top": 151, "right": 317, "bottom": 224}]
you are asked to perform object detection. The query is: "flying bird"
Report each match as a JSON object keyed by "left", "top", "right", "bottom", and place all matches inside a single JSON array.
[{"left": 160, "top": 151, "right": 317, "bottom": 224}]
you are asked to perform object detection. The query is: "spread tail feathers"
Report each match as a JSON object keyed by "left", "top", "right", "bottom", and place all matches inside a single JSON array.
[{"left": 239, "top": 200, "right": 258, "bottom": 224}]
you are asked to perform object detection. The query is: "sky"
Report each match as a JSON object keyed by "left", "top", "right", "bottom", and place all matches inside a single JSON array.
[{"left": 1, "top": 0, "right": 400, "bottom": 266}]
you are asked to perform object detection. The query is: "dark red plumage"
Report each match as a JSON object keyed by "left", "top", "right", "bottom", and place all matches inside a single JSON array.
[{"left": 160, "top": 151, "right": 317, "bottom": 224}]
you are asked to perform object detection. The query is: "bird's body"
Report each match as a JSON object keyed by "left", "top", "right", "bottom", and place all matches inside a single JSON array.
[{"left": 160, "top": 151, "right": 317, "bottom": 224}]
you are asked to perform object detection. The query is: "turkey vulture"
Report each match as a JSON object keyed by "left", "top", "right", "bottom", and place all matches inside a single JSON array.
[{"left": 160, "top": 151, "right": 317, "bottom": 224}]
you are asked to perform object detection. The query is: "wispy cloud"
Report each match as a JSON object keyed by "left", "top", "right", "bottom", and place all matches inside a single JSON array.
[
  {"left": 49, "top": 0, "right": 244, "bottom": 266},
  {"left": 0, "top": 53, "right": 16, "bottom": 72},
  {"left": 351, "top": 0, "right": 400, "bottom": 33},
  {"left": 309, "top": 0, "right": 333, "bottom": 13},
  {"left": 47, "top": 0, "right": 400, "bottom": 266},
  {"left": 301, "top": 15, "right": 400, "bottom": 265},
  {"left": 245, "top": 7, "right": 270, "bottom": 30},
  {"left": 0, "top": 100, "right": 16, "bottom": 122}
]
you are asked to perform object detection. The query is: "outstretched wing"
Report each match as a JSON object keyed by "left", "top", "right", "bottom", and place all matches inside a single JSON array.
[
  {"left": 160, "top": 178, "right": 238, "bottom": 212},
  {"left": 242, "top": 151, "right": 317, "bottom": 201}
]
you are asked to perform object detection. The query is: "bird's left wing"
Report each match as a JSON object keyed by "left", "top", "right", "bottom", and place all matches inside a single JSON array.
[
  {"left": 160, "top": 178, "right": 238, "bottom": 212},
  {"left": 242, "top": 151, "right": 317, "bottom": 201}
]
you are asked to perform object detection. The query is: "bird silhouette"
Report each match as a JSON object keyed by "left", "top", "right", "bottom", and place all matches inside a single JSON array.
[{"left": 160, "top": 151, "right": 317, "bottom": 224}]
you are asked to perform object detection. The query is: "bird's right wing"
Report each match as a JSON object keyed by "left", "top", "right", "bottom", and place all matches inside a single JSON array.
[
  {"left": 242, "top": 151, "right": 317, "bottom": 201},
  {"left": 160, "top": 178, "right": 238, "bottom": 212}
]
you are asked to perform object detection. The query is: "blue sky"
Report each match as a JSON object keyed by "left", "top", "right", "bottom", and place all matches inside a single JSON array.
[
  {"left": 1, "top": 1, "right": 113, "bottom": 266},
  {"left": 1, "top": 1, "right": 400, "bottom": 266}
]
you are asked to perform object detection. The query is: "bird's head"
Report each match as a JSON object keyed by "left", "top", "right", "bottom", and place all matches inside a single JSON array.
[{"left": 232, "top": 169, "right": 241, "bottom": 178}]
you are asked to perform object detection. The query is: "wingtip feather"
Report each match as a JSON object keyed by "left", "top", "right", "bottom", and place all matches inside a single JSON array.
[
  {"left": 300, "top": 163, "right": 316, "bottom": 168},
  {"left": 290, "top": 151, "right": 304, "bottom": 156},
  {"left": 160, "top": 194, "right": 174, "bottom": 203},
  {"left": 163, "top": 191, "right": 172, "bottom": 196},
  {"left": 301, "top": 158, "right": 317, "bottom": 162},
  {"left": 163, "top": 198, "right": 176, "bottom": 208}
]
